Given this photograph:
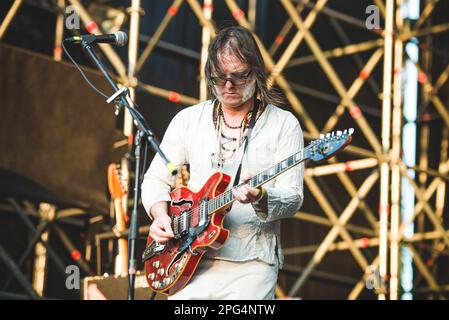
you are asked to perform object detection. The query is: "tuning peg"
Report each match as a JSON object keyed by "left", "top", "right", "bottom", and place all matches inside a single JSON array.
[
  {"left": 326, "top": 133, "right": 331, "bottom": 138},
  {"left": 320, "top": 134, "right": 324, "bottom": 139},
  {"left": 337, "top": 130, "right": 342, "bottom": 136},
  {"left": 349, "top": 128, "right": 354, "bottom": 135},
  {"left": 343, "top": 129, "right": 347, "bottom": 135},
  {"left": 331, "top": 131, "right": 335, "bottom": 136}
]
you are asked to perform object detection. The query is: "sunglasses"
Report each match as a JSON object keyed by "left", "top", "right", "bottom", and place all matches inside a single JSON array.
[{"left": 210, "top": 70, "right": 252, "bottom": 86}]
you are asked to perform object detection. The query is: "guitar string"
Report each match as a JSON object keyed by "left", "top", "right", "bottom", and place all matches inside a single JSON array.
[
  {"left": 172, "top": 141, "right": 318, "bottom": 229},
  {"left": 172, "top": 134, "right": 348, "bottom": 230}
]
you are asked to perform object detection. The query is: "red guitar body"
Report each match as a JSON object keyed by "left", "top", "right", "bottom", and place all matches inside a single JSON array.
[{"left": 144, "top": 172, "right": 231, "bottom": 295}]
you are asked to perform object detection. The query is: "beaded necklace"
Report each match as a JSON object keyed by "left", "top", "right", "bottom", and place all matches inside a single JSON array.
[{"left": 211, "top": 99, "right": 265, "bottom": 168}]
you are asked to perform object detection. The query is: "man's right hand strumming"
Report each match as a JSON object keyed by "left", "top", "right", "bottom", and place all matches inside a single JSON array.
[{"left": 149, "top": 201, "right": 174, "bottom": 243}]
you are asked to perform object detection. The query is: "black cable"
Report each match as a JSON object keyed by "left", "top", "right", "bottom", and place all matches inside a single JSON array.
[
  {"left": 62, "top": 41, "right": 159, "bottom": 142},
  {"left": 61, "top": 40, "right": 109, "bottom": 99},
  {"left": 62, "top": 41, "right": 150, "bottom": 127},
  {"left": 117, "top": 94, "right": 157, "bottom": 140}
]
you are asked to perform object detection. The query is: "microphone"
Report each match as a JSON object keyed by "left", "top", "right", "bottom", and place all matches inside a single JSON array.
[{"left": 64, "top": 31, "right": 128, "bottom": 47}]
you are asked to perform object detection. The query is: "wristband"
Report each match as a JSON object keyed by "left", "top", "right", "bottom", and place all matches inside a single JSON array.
[{"left": 254, "top": 187, "right": 267, "bottom": 203}]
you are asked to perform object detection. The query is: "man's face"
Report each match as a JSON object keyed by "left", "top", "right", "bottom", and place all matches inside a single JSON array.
[{"left": 211, "top": 51, "right": 256, "bottom": 108}]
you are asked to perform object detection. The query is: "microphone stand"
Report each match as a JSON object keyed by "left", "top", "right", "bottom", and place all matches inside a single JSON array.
[{"left": 79, "top": 39, "right": 178, "bottom": 300}]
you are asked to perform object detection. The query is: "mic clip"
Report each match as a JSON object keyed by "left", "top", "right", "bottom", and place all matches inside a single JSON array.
[{"left": 106, "top": 86, "right": 130, "bottom": 115}]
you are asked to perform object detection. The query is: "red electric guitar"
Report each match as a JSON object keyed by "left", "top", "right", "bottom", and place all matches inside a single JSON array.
[{"left": 143, "top": 128, "right": 354, "bottom": 295}]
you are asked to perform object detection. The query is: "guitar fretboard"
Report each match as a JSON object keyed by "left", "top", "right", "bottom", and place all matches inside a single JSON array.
[{"left": 206, "top": 147, "right": 308, "bottom": 214}]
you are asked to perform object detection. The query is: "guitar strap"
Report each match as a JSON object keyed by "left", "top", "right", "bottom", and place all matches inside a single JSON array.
[{"left": 232, "top": 100, "right": 260, "bottom": 187}]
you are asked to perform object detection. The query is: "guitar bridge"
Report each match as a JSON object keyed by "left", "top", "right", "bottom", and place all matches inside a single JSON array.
[{"left": 142, "top": 241, "right": 165, "bottom": 262}]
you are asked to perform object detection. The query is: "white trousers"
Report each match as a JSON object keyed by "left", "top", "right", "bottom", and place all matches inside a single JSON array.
[{"left": 168, "top": 258, "right": 278, "bottom": 300}]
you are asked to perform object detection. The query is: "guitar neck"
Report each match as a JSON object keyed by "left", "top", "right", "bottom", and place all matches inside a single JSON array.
[
  {"left": 207, "top": 147, "right": 309, "bottom": 214},
  {"left": 113, "top": 198, "right": 128, "bottom": 275}
]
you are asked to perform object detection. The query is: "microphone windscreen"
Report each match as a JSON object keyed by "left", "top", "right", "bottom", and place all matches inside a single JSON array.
[{"left": 115, "top": 31, "right": 128, "bottom": 47}]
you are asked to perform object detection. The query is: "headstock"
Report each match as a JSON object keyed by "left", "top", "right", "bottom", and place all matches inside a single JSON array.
[
  {"left": 305, "top": 128, "right": 354, "bottom": 163},
  {"left": 107, "top": 163, "right": 127, "bottom": 199}
]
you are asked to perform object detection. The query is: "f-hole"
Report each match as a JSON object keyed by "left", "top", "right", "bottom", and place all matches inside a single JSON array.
[{"left": 171, "top": 199, "right": 193, "bottom": 209}]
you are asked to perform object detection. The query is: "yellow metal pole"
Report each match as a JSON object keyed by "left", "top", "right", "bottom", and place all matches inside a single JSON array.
[
  {"left": 0, "top": 0, "right": 22, "bottom": 40},
  {"left": 54, "top": 0, "right": 65, "bottom": 61},
  {"left": 280, "top": 0, "right": 383, "bottom": 155},
  {"left": 248, "top": 0, "right": 256, "bottom": 29},
  {"left": 288, "top": 171, "right": 379, "bottom": 296},
  {"left": 389, "top": 0, "right": 404, "bottom": 299},
  {"left": 416, "top": 0, "right": 440, "bottom": 29},
  {"left": 407, "top": 244, "right": 442, "bottom": 294},
  {"left": 305, "top": 158, "right": 378, "bottom": 177},
  {"left": 67, "top": 0, "right": 127, "bottom": 78},
  {"left": 199, "top": 0, "right": 213, "bottom": 102},
  {"left": 378, "top": 0, "right": 395, "bottom": 300},
  {"left": 435, "top": 128, "right": 448, "bottom": 220},
  {"left": 293, "top": 211, "right": 376, "bottom": 237},
  {"left": 412, "top": 63, "right": 449, "bottom": 129},
  {"left": 288, "top": 39, "right": 384, "bottom": 68},
  {"left": 322, "top": 48, "right": 384, "bottom": 133},
  {"left": 401, "top": 22, "right": 449, "bottom": 40},
  {"left": 399, "top": 161, "right": 449, "bottom": 249},
  {"left": 136, "top": 0, "right": 184, "bottom": 73},
  {"left": 268, "top": 1, "right": 306, "bottom": 56},
  {"left": 418, "top": 124, "right": 430, "bottom": 238},
  {"left": 138, "top": 82, "right": 199, "bottom": 106},
  {"left": 268, "top": 0, "right": 328, "bottom": 85},
  {"left": 224, "top": 0, "right": 319, "bottom": 136},
  {"left": 348, "top": 256, "right": 380, "bottom": 300},
  {"left": 125, "top": 0, "right": 141, "bottom": 138},
  {"left": 186, "top": 0, "right": 216, "bottom": 36},
  {"left": 278, "top": 0, "right": 382, "bottom": 229},
  {"left": 374, "top": 0, "right": 387, "bottom": 17}
]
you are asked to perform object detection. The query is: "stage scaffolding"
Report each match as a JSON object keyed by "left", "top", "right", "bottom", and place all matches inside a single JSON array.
[{"left": 1, "top": 0, "right": 449, "bottom": 299}]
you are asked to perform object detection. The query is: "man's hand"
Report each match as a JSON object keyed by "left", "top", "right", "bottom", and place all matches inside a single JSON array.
[
  {"left": 149, "top": 201, "right": 174, "bottom": 243},
  {"left": 231, "top": 174, "right": 264, "bottom": 204}
]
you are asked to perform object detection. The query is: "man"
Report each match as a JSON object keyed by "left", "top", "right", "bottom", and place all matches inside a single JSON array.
[{"left": 141, "top": 26, "right": 304, "bottom": 299}]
